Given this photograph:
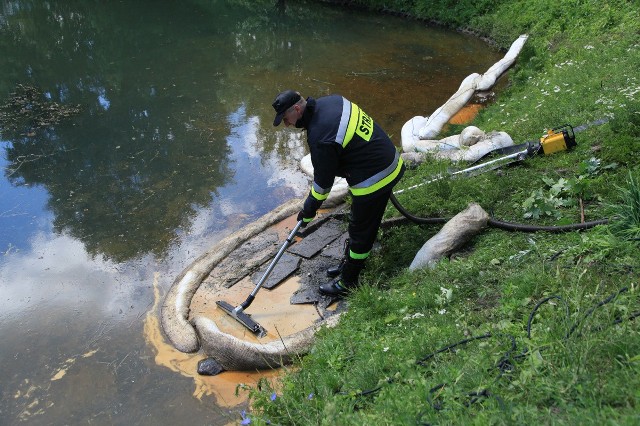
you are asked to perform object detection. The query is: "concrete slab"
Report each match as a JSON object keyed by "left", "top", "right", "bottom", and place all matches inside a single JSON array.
[
  {"left": 288, "top": 219, "right": 345, "bottom": 259},
  {"left": 250, "top": 253, "right": 301, "bottom": 290},
  {"left": 321, "top": 233, "right": 349, "bottom": 258}
]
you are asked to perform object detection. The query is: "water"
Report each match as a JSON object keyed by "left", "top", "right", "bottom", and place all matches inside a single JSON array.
[{"left": 0, "top": 0, "right": 502, "bottom": 424}]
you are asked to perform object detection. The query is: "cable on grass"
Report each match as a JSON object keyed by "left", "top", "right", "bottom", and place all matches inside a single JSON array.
[
  {"left": 416, "top": 286, "right": 637, "bottom": 412},
  {"left": 337, "top": 286, "right": 638, "bottom": 415}
]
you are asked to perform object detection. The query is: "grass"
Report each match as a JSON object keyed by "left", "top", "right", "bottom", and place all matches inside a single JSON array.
[{"left": 242, "top": 0, "right": 640, "bottom": 424}]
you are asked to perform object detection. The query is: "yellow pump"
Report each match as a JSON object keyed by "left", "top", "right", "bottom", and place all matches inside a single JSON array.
[{"left": 539, "top": 124, "right": 576, "bottom": 155}]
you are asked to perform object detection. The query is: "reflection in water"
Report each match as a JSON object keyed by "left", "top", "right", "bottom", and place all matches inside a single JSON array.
[
  {"left": 1, "top": 80, "right": 234, "bottom": 262},
  {"left": 0, "top": 224, "right": 242, "bottom": 424},
  {"left": 0, "top": 0, "right": 503, "bottom": 423},
  {"left": 0, "top": 0, "right": 500, "bottom": 262}
]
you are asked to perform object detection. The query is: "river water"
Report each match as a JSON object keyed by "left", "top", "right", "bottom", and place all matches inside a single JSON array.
[{"left": 0, "top": 0, "right": 501, "bottom": 424}]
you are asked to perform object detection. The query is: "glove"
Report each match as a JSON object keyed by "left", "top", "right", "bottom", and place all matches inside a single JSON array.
[{"left": 297, "top": 209, "right": 316, "bottom": 227}]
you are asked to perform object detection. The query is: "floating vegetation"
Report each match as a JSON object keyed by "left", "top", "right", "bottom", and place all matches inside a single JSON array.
[
  {"left": 0, "top": 84, "right": 82, "bottom": 136},
  {"left": 346, "top": 68, "right": 389, "bottom": 77}
]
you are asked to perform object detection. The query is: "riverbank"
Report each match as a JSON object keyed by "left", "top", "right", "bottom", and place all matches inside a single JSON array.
[{"left": 246, "top": 0, "right": 639, "bottom": 424}]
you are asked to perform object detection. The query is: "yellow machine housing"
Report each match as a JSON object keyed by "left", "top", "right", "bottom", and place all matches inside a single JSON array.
[{"left": 540, "top": 124, "right": 576, "bottom": 155}]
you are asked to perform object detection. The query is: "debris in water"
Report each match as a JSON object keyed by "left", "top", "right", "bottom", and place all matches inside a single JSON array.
[{"left": 0, "top": 84, "right": 81, "bottom": 136}]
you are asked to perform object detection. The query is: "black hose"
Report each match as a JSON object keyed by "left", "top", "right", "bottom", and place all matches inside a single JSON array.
[
  {"left": 487, "top": 217, "right": 608, "bottom": 232},
  {"left": 389, "top": 193, "right": 609, "bottom": 233},
  {"left": 389, "top": 193, "right": 448, "bottom": 225}
]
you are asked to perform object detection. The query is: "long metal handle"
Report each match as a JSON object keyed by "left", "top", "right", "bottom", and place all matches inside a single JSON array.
[
  {"left": 236, "top": 220, "right": 303, "bottom": 312},
  {"left": 394, "top": 148, "right": 530, "bottom": 195}
]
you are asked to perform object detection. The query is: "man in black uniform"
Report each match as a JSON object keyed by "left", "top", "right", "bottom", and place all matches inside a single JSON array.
[{"left": 272, "top": 90, "right": 404, "bottom": 297}]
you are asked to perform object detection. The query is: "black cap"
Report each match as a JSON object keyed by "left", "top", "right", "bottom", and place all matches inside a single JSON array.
[{"left": 272, "top": 90, "right": 301, "bottom": 126}]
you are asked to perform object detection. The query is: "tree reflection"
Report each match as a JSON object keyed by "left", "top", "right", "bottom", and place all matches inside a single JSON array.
[
  {"left": 0, "top": 0, "right": 244, "bottom": 261},
  {"left": 1, "top": 0, "right": 497, "bottom": 262},
  {"left": 0, "top": 0, "right": 318, "bottom": 263},
  {"left": 1, "top": 85, "right": 233, "bottom": 263}
]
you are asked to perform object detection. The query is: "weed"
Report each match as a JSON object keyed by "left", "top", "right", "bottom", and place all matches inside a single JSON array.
[{"left": 608, "top": 171, "right": 640, "bottom": 241}]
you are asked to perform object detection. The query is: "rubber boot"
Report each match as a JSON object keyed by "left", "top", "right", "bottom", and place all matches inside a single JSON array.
[
  {"left": 319, "top": 258, "right": 364, "bottom": 297},
  {"left": 327, "top": 238, "right": 349, "bottom": 278}
]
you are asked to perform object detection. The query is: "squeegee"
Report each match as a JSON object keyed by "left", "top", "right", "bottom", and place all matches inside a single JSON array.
[{"left": 216, "top": 219, "right": 304, "bottom": 338}]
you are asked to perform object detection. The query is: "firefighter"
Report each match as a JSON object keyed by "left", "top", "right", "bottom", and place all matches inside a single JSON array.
[{"left": 272, "top": 90, "right": 405, "bottom": 297}]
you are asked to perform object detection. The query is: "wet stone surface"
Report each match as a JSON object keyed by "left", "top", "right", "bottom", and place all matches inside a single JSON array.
[
  {"left": 203, "top": 217, "right": 350, "bottom": 319},
  {"left": 321, "top": 233, "right": 349, "bottom": 258},
  {"left": 286, "top": 219, "right": 349, "bottom": 309},
  {"left": 206, "top": 231, "right": 279, "bottom": 289},
  {"left": 197, "top": 357, "right": 225, "bottom": 376},
  {"left": 288, "top": 220, "right": 345, "bottom": 259},
  {"left": 290, "top": 253, "right": 345, "bottom": 308},
  {"left": 251, "top": 253, "right": 301, "bottom": 290},
  {"left": 289, "top": 229, "right": 351, "bottom": 310}
]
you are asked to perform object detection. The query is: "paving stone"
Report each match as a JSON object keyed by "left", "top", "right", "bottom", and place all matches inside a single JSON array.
[
  {"left": 322, "top": 233, "right": 349, "bottom": 258},
  {"left": 288, "top": 219, "right": 344, "bottom": 259},
  {"left": 251, "top": 253, "right": 301, "bottom": 289}
]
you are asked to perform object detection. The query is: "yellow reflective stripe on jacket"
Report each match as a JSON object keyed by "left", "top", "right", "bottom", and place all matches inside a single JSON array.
[
  {"left": 349, "top": 249, "right": 370, "bottom": 260},
  {"left": 336, "top": 98, "right": 372, "bottom": 148},
  {"left": 343, "top": 102, "right": 360, "bottom": 148},
  {"left": 349, "top": 152, "right": 403, "bottom": 197},
  {"left": 311, "top": 182, "right": 330, "bottom": 201}
]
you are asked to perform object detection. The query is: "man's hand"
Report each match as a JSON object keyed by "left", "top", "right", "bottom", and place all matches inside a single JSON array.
[{"left": 297, "top": 209, "right": 316, "bottom": 227}]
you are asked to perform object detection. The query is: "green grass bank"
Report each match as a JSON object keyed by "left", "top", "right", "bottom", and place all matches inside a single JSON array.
[{"left": 244, "top": 1, "right": 639, "bottom": 424}]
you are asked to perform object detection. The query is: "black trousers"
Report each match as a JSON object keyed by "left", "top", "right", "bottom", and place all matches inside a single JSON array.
[{"left": 348, "top": 187, "right": 393, "bottom": 258}]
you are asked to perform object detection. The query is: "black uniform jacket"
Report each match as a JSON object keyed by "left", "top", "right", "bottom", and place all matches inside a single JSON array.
[{"left": 299, "top": 95, "right": 404, "bottom": 215}]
